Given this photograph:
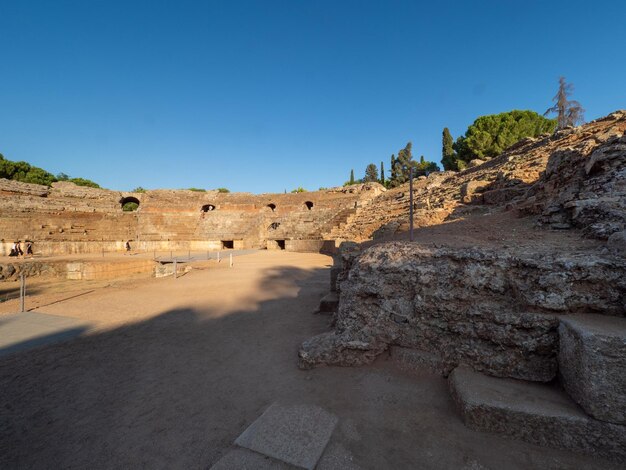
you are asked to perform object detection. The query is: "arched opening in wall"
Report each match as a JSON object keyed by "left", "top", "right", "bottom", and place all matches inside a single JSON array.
[
  {"left": 268, "top": 222, "right": 280, "bottom": 231},
  {"left": 304, "top": 201, "right": 313, "bottom": 210},
  {"left": 201, "top": 204, "right": 216, "bottom": 212},
  {"left": 267, "top": 239, "right": 286, "bottom": 250},
  {"left": 221, "top": 240, "right": 234, "bottom": 249},
  {"left": 267, "top": 203, "right": 276, "bottom": 212},
  {"left": 120, "top": 196, "right": 140, "bottom": 212}
]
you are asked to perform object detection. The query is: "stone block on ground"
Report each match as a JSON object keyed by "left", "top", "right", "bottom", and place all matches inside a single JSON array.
[
  {"left": 448, "top": 366, "right": 626, "bottom": 463},
  {"left": 234, "top": 403, "right": 338, "bottom": 470},
  {"left": 559, "top": 314, "right": 626, "bottom": 424},
  {"left": 318, "top": 292, "right": 339, "bottom": 313}
]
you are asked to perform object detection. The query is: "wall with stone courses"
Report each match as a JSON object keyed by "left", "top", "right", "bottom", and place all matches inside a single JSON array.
[
  {"left": 299, "top": 242, "right": 626, "bottom": 381},
  {"left": 0, "top": 180, "right": 381, "bottom": 255}
]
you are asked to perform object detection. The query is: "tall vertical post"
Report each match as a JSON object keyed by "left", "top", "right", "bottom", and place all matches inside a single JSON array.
[
  {"left": 217, "top": 251, "right": 221, "bottom": 263},
  {"left": 20, "top": 272, "right": 25, "bottom": 313},
  {"left": 174, "top": 259, "right": 177, "bottom": 279},
  {"left": 409, "top": 166, "right": 414, "bottom": 242},
  {"left": 229, "top": 253, "right": 233, "bottom": 268}
]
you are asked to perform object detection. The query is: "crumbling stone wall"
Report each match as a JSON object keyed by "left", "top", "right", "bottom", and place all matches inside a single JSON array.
[{"left": 299, "top": 242, "right": 626, "bottom": 381}]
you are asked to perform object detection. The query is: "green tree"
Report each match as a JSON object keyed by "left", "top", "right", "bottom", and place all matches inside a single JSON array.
[
  {"left": 454, "top": 110, "right": 556, "bottom": 163},
  {"left": 363, "top": 163, "right": 379, "bottom": 183},
  {"left": 56, "top": 172, "right": 70, "bottom": 181},
  {"left": 133, "top": 187, "right": 147, "bottom": 193},
  {"left": 69, "top": 177, "right": 100, "bottom": 188},
  {"left": 217, "top": 187, "right": 230, "bottom": 193},
  {"left": 544, "top": 77, "right": 584, "bottom": 129},
  {"left": 441, "top": 127, "right": 457, "bottom": 171},
  {"left": 349, "top": 169, "right": 355, "bottom": 185},
  {"left": 291, "top": 187, "right": 307, "bottom": 193},
  {"left": 389, "top": 142, "right": 415, "bottom": 187},
  {"left": 380, "top": 161, "right": 385, "bottom": 185}
]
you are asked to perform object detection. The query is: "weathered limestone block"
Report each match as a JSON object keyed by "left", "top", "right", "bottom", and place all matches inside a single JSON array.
[
  {"left": 559, "top": 315, "right": 626, "bottom": 425},
  {"left": 449, "top": 366, "right": 626, "bottom": 463},
  {"left": 299, "top": 243, "right": 626, "bottom": 381},
  {"left": 460, "top": 180, "right": 491, "bottom": 203}
]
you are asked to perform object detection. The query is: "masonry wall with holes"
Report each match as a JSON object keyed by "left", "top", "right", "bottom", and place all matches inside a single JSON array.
[{"left": 0, "top": 178, "right": 385, "bottom": 255}]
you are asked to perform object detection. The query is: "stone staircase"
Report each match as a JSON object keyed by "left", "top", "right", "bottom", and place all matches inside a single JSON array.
[{"left": 448, "top": 313, "right": 626, "bottom": 463}]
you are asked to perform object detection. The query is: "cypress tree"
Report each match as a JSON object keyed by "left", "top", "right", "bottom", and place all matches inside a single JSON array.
[
  {"left": 349, "top": 169, "right": 355, "bottom": 185},
  {"left": 380, "top": 161, "right": 385, "bottom": 185},
  {"left": 441, "top": 128, "right": 456, "bottom": 170}
]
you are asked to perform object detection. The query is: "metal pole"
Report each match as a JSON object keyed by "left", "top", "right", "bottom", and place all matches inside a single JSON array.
[
  {"left": 20, "top": 273, "right": 25, "bottom": 313},
  {"left": 409, "top": 167, "right": 414, "bottom": 242}
]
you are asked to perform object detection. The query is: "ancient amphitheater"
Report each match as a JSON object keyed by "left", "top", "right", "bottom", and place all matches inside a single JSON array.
[{"left": 1, "top": 112, "right": 625, "bottom": 469}]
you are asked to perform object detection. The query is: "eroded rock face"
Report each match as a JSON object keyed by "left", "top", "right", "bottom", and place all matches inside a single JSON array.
[{"left": 299, "top": 242, "right": 626, "bottom": 381}]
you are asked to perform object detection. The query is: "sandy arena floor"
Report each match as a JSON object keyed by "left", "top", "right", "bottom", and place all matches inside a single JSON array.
[{"left": 0, "top": 251, "right": 618, "bottom": 469}]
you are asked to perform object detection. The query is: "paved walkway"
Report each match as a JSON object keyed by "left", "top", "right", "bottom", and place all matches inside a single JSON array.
[{"left": 0, "top": 311, "right": 91, "bottom": 358}]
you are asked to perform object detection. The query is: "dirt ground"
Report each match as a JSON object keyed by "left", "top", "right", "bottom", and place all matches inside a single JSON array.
[{"left": 0, "top": 250, "right": 618, "bottom": 469}]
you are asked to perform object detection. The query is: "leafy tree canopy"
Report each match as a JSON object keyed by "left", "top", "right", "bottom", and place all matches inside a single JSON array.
[
  {"left": 69, "top": 177, "right": 100, "bottom": 188},
  {"left": 363, "top": 163, "right": 379, "bottom": 183},
  {"left": 0, "top": 153, "right": 101, "bottom": 187},
  {"left": 454, "top": 110, "right": 556, "bottom": 162},
  {"left": 389, "top": 143, "right": 440, "bottom": 187},
  {"left": 217, "top": 187, "right": 230, "bottom": 193}
]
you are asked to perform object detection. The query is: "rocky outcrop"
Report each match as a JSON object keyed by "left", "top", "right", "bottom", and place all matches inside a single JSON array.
[
  {"left": 534, "top": 127, "right": 626, "bottom": 238},
  {"left": 299, "top": 242, "right": 626, "bottom": 381},
  {"left": 329, "top": 111, "right": 626, "bottom": 242}
]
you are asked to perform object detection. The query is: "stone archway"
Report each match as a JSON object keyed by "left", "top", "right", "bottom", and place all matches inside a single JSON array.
[{"left": 120, "top": 196, "right": 140, "bottom": 212}]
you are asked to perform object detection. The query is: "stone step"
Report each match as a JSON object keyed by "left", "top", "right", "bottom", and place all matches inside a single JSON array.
[
  {"left": 558, "top": 314, "right": 626, "bottom": 424},
  {"left": 448, "top": 366, "right": 626, "bottom": 463},
  {"left": 318, "top": 292, "right": 339, "bottom": 313}
]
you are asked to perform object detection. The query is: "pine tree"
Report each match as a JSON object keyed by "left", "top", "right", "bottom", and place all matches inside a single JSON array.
[
  {"left": 544, "top": 77, "right": 585, "bottom": 129},
  {"left": 349, "top": 169, "right": 355, "bottom": 185},
  {"left": 441, "top": 127, "right": 457, "bottom": 171},
  {"left": 364, "top": 163, "right": 379, "bottom": 182},
  {"left": 380, "top": 161, "right": 385, "bottom": 185}
]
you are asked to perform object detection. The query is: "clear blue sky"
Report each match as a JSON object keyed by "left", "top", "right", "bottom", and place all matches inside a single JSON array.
[{"left": 2, "top": 1, "right": 625, "bottom": 193}]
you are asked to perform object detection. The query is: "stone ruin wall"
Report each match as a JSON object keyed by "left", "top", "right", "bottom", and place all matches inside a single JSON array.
[
  {"left": 300, "top": 111, "right": 626, "bottom": 384},
  {"left": 0, "top": 179, "right": 385, "bottom": 256},
  {"left": 299, "top": 243, "right": 626, "bottom": 382},
  {"left": 332, "top": 111, "right": 626, "bottom": 242}
]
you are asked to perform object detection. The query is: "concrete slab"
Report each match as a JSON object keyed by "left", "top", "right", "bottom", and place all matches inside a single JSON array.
[
  {"left": 448, "top": 366, "right": 626, "bottom": 463},
  {"left": 0, "top": 311, "right": 90, "bottom": 357},
  {"left": 235, "top": 403, "right": 338, "bottom": 470},
  {"left": 210, "top": 448, "right": 298, "bottom": 470}
]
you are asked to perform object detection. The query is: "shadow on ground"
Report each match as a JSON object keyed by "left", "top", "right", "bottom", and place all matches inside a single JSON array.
[{"left": 0, "top": 265, "right": 618, "bottom": 470}]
